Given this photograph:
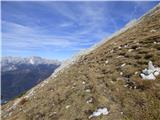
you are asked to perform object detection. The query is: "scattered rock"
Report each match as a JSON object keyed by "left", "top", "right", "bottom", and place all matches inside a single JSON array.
[
  {"left": 86, "top": 97, "right": 94, "bottom": 104},
  {"left": 82, "top": 81, "right": 86, "bottom": 85},
  {"left": 128, "top": 49, "right": 133, "bottom": 52},
  {"left": 150, "top": 29, "right": 156, "bottom": 33},
  {"left": 65, "top": 105, "right": 71, "bottom": 109},
  {"left": 120, "top": 72, "right": 123, "bottom": 75},
  {"left": 135, "top": 71, "right": 138, "bottom": 75},
  {"left": 85, "top": 89, "right": 91, "bottom": 93},
  {"left": 118, "top": 46, "right": 122, "bottom": 49},
  {"left": 121, "top": 63, "right": 126, "bottom": 67},
  {"left": 120, "top": 112, "right": 123, "bottom": 115},
  {"left": 116, "top": 56, "right": 123, "bottom": 58},
  {"left": 105, "top": 60, "right": 109, "bottom": 64}
]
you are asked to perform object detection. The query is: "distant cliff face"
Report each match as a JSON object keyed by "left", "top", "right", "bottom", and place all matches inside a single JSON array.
[{"left": 1, "top": 56, "right": 61, "bottom": 103}]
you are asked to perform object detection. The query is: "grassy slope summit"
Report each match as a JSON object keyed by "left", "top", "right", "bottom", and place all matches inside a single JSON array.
[{"left": 2, "top": 4, "right": 160, "bottom": 120}]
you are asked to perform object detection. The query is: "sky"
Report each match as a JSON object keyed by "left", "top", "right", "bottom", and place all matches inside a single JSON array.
[{"left": 1, "top": 1, "right": 159, "bottom": 60}]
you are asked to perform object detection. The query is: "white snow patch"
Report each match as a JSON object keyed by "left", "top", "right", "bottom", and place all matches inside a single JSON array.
[
  {"left": 140, "top": 73, "right": 156, "bottom": 80},
  {"left": 29, "top": 58, "right": 35, "bottom": 64},
  {"left": 89, "top": 107, "right": 109, "bottom": 119},
  {"left": 154, "top": 71, "right": 159, "bottom": 76},
  {"left": 140, "top": 61, "right": 160, "bottom": 80}
]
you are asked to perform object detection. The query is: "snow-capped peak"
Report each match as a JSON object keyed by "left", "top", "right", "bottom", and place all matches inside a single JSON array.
[
  {"left": 1, "top": 56, "right": 61, "bottom": 72},
  {"left": 29, "top": 58, "right": 35, "bottom": 65}
]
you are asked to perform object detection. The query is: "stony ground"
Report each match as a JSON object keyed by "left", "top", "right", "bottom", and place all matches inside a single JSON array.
[{"left": 2, "top": 4, "right": 160, "bottom": 120}]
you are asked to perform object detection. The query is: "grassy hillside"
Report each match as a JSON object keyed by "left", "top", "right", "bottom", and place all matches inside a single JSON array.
[{"left": 2, "top": 4, "right": 160, "bottom": 120}]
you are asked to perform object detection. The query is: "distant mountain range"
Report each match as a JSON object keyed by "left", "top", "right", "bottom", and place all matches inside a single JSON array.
[{"left": 1, "top": 56, "right": 61, "bottom": 104}]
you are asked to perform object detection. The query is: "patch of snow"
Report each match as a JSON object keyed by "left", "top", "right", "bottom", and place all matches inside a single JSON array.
[
  {"left": 29, "top": 58, "right": 35, "bottom": 64},
  {"left": 140, "top": 61, "right": 160, "bottom": 80},
  {"left": 140, "top": 73, "right": 156, "bottom": 80},
  {"left": 89, "top": 107, "right": 109, "bottom": 119},
  {"left": 154, "top": 71, "right": 159, "bottom": 76}
]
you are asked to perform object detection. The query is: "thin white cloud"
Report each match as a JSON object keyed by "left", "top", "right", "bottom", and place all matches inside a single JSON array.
[
  {"left": 2, "top": 2, "right": 130, "bottom": 59},
  {"left": 2, "top": 20, "right": 109, "bottom": 53}
]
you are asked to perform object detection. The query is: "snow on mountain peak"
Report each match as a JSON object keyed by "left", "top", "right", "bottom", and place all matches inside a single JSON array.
[{"left": 1, "top": 56, "right": 61, "bottom": 72}]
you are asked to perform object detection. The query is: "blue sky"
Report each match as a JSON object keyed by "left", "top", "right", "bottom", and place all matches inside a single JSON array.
[{"left": 1, "top": 1, "right": 159, "bottom": 60}]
